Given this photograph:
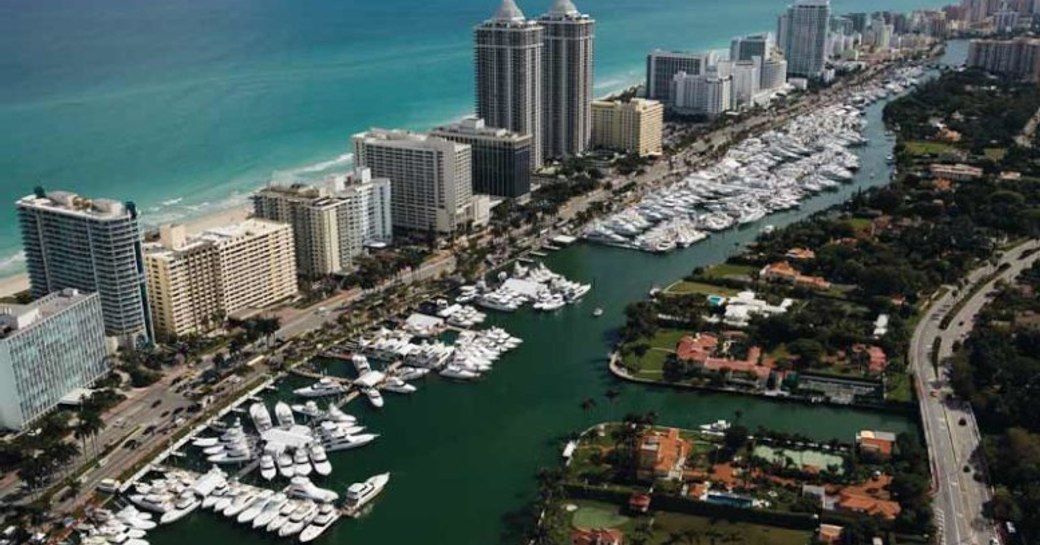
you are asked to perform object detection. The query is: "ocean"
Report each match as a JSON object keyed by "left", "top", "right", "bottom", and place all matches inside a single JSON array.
[{"left": 0, "top": 0, "right": 945, "bottom": 277}]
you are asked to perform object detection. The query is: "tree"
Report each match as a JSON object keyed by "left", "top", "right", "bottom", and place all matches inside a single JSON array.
[{"left": 723, "top": 424, "right": 749, "bottom": 453}]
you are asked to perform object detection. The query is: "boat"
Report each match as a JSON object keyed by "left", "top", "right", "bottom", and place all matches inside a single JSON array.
[
  {"left": 342, "top": 472, "right": 390, "bottom": 517},
  {"left": 592, "top": 307, "right": 604, "bottom": 317},
  {"left": 323, "top": 432, "right": 379, "bottom": 453},
  {"left": 698, "top": 419, "right": 731, "bottom": 433},
  {"left": 275, "top": 401, "right": 295, "bottom": 428},
  {"left": 201, "top": 483, "right": 229, "bottom": 510},
  {"left": 309, "top": 443, "right": 332, "bottom": 477},
  {"left": 265, "top": 500, "right": 301, "bottom": 533},
  {"left": 249, "top": 403, "right": 274, "bottom": 433},
  {"left": 292, "top": 378, "right": 347, "bottom": 398},
  {"left": 128, "top": 494, "right": 171, "bottom": 515},
  {"left": 277, "top": 451, "right": 295, "bottom": 478},
  {"left": 238, "top": 492, "right": 280, "bottom": 524},
  {"left": 381, "top": 376, "right": 417, "bottom": 394},
  {"left": 191, "top": 436, "right": 220, "bottom": 448},
  {"left": 439, "top": 365, "right": 479, "bottom": 380},
  {"left": 115, "top": 506, "right": 157, "bottom": 531},
  {"left": 251, "top": 493, "right": 289, "bottom": 529},
  {"left": 293, "top": 447, "right": 312, "bottom": 477},
  {"left": 291, "top": 401, "right": 326, "bottom": 420},
  {"left": 395, "top": 366, "right": 430, "bottom": 382},
  {"left": 286, "top": 476, "right": 339, "bottom": 503},
  {"left": 298, "top": 502, "right": 340, "bottom": 543},
  {"left": 325, "top": 405, "right": 356, "bottom": 425},
  {"left": 352, "top": 354, "right": 371, "bottom": 374},
  {"left": 363, "top": 387, "right": 384, "bottom": 408},
  {"left": 278, "top": 502, "right": 319, "bottom": 538},
  {"left": 223, "top": 489, "right": 267, "bottom": 518},
  {"left": 159, "top": 491, "right": 199, "bottom": 524},
  {"left": 259, "top": 454, "right": 277, "bottom": 481}
]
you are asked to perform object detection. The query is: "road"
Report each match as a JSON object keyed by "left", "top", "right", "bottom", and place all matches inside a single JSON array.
[{"left": 910, "top": 240, "right": 1040, "bottom": 545}]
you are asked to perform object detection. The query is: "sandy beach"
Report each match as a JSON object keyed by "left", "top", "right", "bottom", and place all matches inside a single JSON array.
[{"left": 0, "top": 203, "right": 254, "bottom": 298}]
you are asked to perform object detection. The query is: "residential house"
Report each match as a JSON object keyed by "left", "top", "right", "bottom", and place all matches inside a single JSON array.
[
  {"left": 637, "top": 428, "right": 692, "bottom": 481},
  {"left": 856, "top": 430, "right": 896, "bottom": 458}
]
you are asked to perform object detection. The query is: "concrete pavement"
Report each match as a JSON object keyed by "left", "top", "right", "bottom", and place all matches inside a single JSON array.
[{"left": 910, "top": 240, "right": 1040, "bottom": 545}]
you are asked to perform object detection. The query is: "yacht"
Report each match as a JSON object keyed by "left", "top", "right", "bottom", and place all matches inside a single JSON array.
[
  {"left": 249, "top": 403, "right": 274, "bottom": 433},
  {"left": 363, "top": 387, "right": 384, "bottom": 408},
  {"left": 259, "top": 454, "right": 277, "bottom": 481},
  {"left": 286, "top": 476, "right": 339, "bottom": 503},
  {"left": 381, "top": 376, "right": 417, "bottom": 394},
  {"left": 342, "top": 472, "right": 390, "bottom": 517},
  {"left": 310, "top": 443, "right": 333, "bottom": 476},
  {"left": 293, "top": 447, "right": 313, "bottom": 477},
  {"left": 275, "top": 401, "right": 295, "bottom": 428},
  {"left": 440, "top": 365, "right": 480, "bottom": 380},
  {"left": 291, "top": 401, "right": 326, "bottom": 420},
  {"left": 128, "top": 494, "right": 171, "bottom": 515},
  {"left": 277, "top": 450, "right": 296, "bottom": 478},
  {"left": 278, "top": 502, "right": 319, "bottom": 538},
  {"left": 265, "top": 500, "right": 302, "bottom": 533},
  {"left": 323, "top": 432, "right": 379, "bottom": 453},
  {"left": 201, "top": 483, "right": 229, "bottom": 510},
  {"left": 251, "top": 493, "right": 289, "bottom": 529},
  {"left": 293, "top": 378, "right": 347, "bottom": 398},
  {"left": 238, "top": 492, "right": 280, "bottom": 524},
  {"left": 326, "top": 405, "right": 356, "bottom": 426},
  {"left": 395, "top": 366, "right": 430, "bottom": 382},
  {"left": 159, "top": 491, "right": 199, "bottom": 524},
  {"left": 115, "top": 506, "right": 157, "bottom": 531},
  {"left": 206, "top": 440, "right": 252, "bottom": 464},
  {"left": 352, "top": 354, "right": 372, "bottom": 374},
  {"left": 223, "top": 489, "right": 268, "bottom": 518},
  {"left": 298, "top": 502, "right": 340, "bottom": 543}
]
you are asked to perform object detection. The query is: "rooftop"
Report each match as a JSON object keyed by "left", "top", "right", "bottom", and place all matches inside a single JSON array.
[
  {"left": 18, "top": 189, "right": 134, "bottom": 220},
  {"left": 0, "top": 289, "right": 95, "bottom": 338}
]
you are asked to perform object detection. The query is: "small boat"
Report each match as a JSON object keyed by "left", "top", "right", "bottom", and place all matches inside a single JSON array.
[
  {"left": 342, "top": 472, "right": 390, "bottom": 517},
  {"left": 298, "top": 502, "right": 341, "bottom": 543},
  {"left": 592, "top": 307, "right": 604, "bottom": 317},
  {"left": 259, "top": 454, "right": 277, "bottom": 481}
]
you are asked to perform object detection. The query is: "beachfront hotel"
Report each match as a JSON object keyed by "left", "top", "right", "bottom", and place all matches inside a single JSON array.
[
  {"left": 352, "top": 128, "right": 479, "bottom": 235},
  {"left": 0, "top": 289, "right": 108, "bottom": 430},
  {"left": 779, "top": 0, "right": 831, "bottom": 79},
  {"left": 538, "top": 0, "right": 594, "bottom": 160},
  {"left": 16, "top": 188, "right": 152, "bottom": 348},
  {"left": 730, "top": 33, "right": 775, "bottom": 63},
  {"left": 590, "top": 98, "right": 664, "bottom": 157},
  {"left": 143, "top": 220, "right": 298, "bottom": 338},
  {"left": 253, "top": 168, "right": 393, "bottom": 278},
  {"left": 644, "top": 50, "right": 719, "bottom": 104},
  {"left": 670, "top": 68, "right": 733, "bottom": 117},
  {"left": 475, "top": 0, "right": 545, "bottom": 168},
  {"left": 431, "top": 116, "right": 532, "bottom": 198}
]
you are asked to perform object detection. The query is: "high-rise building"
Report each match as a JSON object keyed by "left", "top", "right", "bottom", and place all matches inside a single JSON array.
[
  {"left": 539, "top": 0, "right": 594, "bottom": 160},
  {"left": 475, "top": 0, "right": 544, "bottom": 168},
  {"left": 847, "top": 12, "right": 869, "bottom": 32},
  {"left": 0, "top": 289, "right": 107, "bottom": 430},
  {"left": 645, "top": 50, "right": 719, "bottom": 104},
  {"left": 590, "top": 98, "right": 664, "bottom": 157},
  {"left": 967, "top": 37, "right": 1040, "bottom": 81},
  {"left": 17, "top": 188, "right": 151, "bottom": 347},
  {"left": 671, "top": 68, "right": 733, "bottom": 117},
  {"left": 143, "top": 220, "right": 298, "bottom": 338},
  {"left": 353, "top": 129, "right": 475, "bottom": 234},
  {"left": 761, "top": 58, "right": 790, "bottom": 90},
  {"left": 730, "top": 33, "right": 774, "bottom": 62},
  {"left": 253, "top": 169, "right": 392, "bottom": 278},
  {"left": 994, "top": 6, "right": 1020, "bottom": 32},
  {"left": 781, "top": 0, "right": 831, "bottom": 79},
  {"left": 431, "top": 117, "right": 532, "bottom": 198},
  {"left": 727, "top": 58, "right": 764, "bottom": 107}
]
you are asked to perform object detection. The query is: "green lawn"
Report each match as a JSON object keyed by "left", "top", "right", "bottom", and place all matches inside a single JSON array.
[
  {"left": 885, "top": 370, "right": 914, "bottom": 403},
  {"left": 664, "top": 281, "right": 740, "bottom": 297},
  {"left": 622, "top": 329, "right": 691, "bottom": 379},
  {"left": 904, "top": 140, "right": 958, "bottom": 156},
  {"left": 702, "top": 263, "right": 757, "bottom": 280},
  {"left": 845, "top": 217, "right": 873, "bottom": 232},
  {"left": 984, "top": 147, "right": 1007, "bottom": 161},
  {"left": 567, "top": 500, "right": 812, "bottom": 545}
]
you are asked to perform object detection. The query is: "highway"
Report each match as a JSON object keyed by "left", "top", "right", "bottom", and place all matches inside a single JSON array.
[{"left": 910, "top": 239, "right": 1040, "bottom": 545}]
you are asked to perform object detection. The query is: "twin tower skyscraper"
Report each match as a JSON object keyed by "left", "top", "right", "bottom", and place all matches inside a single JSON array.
[{"left": 475, "top": 0, "right": 595, "bottom": 168}]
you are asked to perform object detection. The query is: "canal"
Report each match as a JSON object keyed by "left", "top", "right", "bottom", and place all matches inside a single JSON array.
[{"left": 146, "top": 41, "right": 969, "bottom": 545}]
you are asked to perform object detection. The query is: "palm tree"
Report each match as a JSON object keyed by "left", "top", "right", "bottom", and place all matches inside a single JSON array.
[
  {"left": 46, "top": 441, "right": 80, "bottom": 477},
  {"left": 80, "top": 410, "right": 105, "bottom": 456},
  {"left": 579, "top": 398, "right": 596, "bottom": 417},
  {"left": 604, "top": 388, "right": 621, "bottom": 421}
]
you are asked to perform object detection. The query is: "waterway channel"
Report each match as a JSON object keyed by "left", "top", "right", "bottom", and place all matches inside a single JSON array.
[{"left": 145, "top": 41, "right": 969, "bottom": 545}]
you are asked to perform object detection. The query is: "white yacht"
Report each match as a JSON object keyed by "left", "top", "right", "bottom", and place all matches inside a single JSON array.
[
  {"left": 298, "top": 502, "right": 340, "bottom": 543},
  {"left": 382, "top": 376, "right": 417, "bottom": 394},
  {"left": 309, "top": 443, "right": 332, "bottom": 476},
  {"left": 293, "top": 378, "right": 347, "bottom": 398},
  {"left": 223, "top": 489, "right": 266, "bottom": 518},
  {"left": 159, "top": 491, "right": 199, "bottom": 524},
  {"left": 440, "top": 365, "right": 479, "bottom": 380},
  {"left": 249, "top": 403, "right": 274, "bottom": 433},
  {"left": 278, "top": 502, "right": 319, "bottom": 538},
  {"left": 395, "top": 366, "right": 430, "bottom": 382},
  {"left": 259, "top": 454, "right": 277, "bottom": 481},
  {"left": 293, "top": 447, "right": 313, "bottom": 477},
  {"left": 286, "top": 476, "right": 339, "bottom": 503},
  {"left": 265, "top": 500, "right": 303, "bottom": 534},
  {"left": 115, "top": 506, "right": 157, "bottom": 531},
  {"left": 275, "top": 401, "right": 296, "bottom": 428},
  {"left": 352, "top": 354, "right": 372, "bottom": 374},
  {"left": 277, "top": 450, "right": 296, "bottom": 478},
  {"left": 251, "top": 493, "right": 289, "bottom": 529},
  {"left": 342, "top": 472, "right": 390, "bottom": 517},
  {"left": 323, "top": 432, "right": 379, "bottom": 453},
  {"left": 238, "top": 492, "right": 280, "bottom": 524},
  {"left": 325, "top": 405, "right": 356, "bottom": 425},
  {"left": 291, "top": 401, "right": 326, "bottom": 420},
  {"left": 128, "top": 494, "right": 171, "bottom": 515},
  {"left": 363, "top": 387, "right": 384, "bottom": 408}
]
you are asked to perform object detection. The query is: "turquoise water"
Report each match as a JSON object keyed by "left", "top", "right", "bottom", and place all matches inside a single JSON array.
[{"left": 1, "top": 0, "right": 945, "bottom": 275}]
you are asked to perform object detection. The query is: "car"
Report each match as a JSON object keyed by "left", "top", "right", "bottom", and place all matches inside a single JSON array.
[
  {"left": 124, "top": 439, "right": 139, "bottom": 450},
  {"left": 160, "top": 410, "right": 170, "bottom": 418},
  {"left": 150, "top": 399, "right": 162, "bottom": 408},
  {"left": 959, "top": 417, "right": 967, "bottom": 426}
]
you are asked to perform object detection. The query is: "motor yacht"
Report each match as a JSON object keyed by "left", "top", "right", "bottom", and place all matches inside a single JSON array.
[
  {"left": 342, "top": 472, "right": 390, "bottom": 517},
  {"left": 249, "top": 403, "right": 274, "bottom": 433},
  {"left": 363, "top": 387, "right": 384, "bottom": 408},
  {"left": 277, "top": 450, "right": 295, "bottom": 478},
  {"left": 291, "top": 401, "right": 326, "bottom": 420},
  {"left": 275, "top": 401, "right": 296, "bottom": 428},
  {"left": 251, "top": 493, "right": 289, "bottom": 529},
  {"left": 309, "top": 443, "right": 332, "bottom": 476},
  {"left": 278, "top": 502, "right": 319, "bottom": 538},
  {"left": 323, "top": 432, "right": 378, "bottom": 453},
  {"left": 298, "top": 502, "right": 340, "bottom": 543},
  {"left": 381, "top": 376, "right": 416, "bottom": 394},
  {"left": 286, "top": 476, "right": 339, "bottom": 503},
  {"left": 292, "top": 378, "right": 347, "bottom": 398},
  {"left": 259, "top": 454, "right": 277, "bottom": 481},
  {"left": 293, "top": 447, "right": 312, "bottom": 477}
]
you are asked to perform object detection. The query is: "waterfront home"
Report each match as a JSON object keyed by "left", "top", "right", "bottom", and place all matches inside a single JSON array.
[
  {"left": 928, "top": 163, "right": 983, "bottom": 181},
  {"left": 637, "top": 428, "right": 691, "bottom": 481},
  {"left": 835, "top": 474, "right": 901, "bottom": 520},
  {"left": 855, "top": 430, "right": 896, "bottom": 459},
  {"left": 851, "top": 345, "right": 887, "bottom": 375},
  {"left": 571, "top": 527, "right": 624, "bottom": 545},
  {"left": 759, "top": 261, "right": 832, "bottom": 291},
  {"left": 717, "top": 290, "right": 793, "bottom": 327},
  {"left": 676, "top": 332, "right": 772, "bottom": 385}
]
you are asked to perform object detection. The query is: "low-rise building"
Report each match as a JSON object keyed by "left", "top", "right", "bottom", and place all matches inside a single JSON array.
[
  {"left": 855, "top": 430, "right": 896, "bottom": 458},
  {"left": 929, "top": 163, "right": 983, "bottom": 181},
  {"left": 144, "top": 220, "right": 298, "bottom": 338},
  {"left": 760, "top": 261, "right": 832, "bottom": 290},
  {"left": 0, "top": 289, "right": 108, "bottom": 430},
  {"left": 590, "top": 98, "right": 664, "bottom": 157}
]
